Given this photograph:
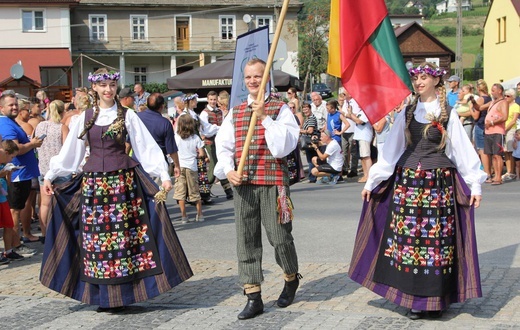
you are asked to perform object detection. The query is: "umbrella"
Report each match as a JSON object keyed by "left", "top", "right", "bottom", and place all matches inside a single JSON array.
[{"left": 167, "top": 54, "right": 302, "bottom": 93}]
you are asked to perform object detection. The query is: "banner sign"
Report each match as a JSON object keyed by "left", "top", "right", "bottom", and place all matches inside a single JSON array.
[{"left": 230, "top": 26, "right": 270, "bottom": 109}]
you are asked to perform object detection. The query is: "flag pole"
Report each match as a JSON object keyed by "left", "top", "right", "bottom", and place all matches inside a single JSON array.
[{"left": 236, "top": 0, "right": 291, "bottom": 177}]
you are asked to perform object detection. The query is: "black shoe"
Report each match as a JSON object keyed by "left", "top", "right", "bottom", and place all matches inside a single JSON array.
[
  {"left": 407, "top": 309, "right": 425, "bottom": 320},
  {"left": 96, "top": 306, "right": 126, "bottom": 313},
  {"left": 428, "top": 310, "right": 443, "bottom": 318},
  {"left": 337, "top": 176, "right": 345, "bottom": 182},
  {"left": 277, "top": 274, "right": 302, "bottom": 308},
  {"left": 347, "top": 171, "right": 358, "bottom": 178},
  {"left": 224, "top": 188, "right": 234, "bottom": 200},
  {"left": 237, "top": 292, "right": 264, "bottom": 320},
  {"left": 202, "top": 198, "right": 214, "bottom": 205}
]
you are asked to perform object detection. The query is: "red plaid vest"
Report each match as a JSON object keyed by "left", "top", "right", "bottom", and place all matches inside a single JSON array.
[
  {"left": 233, "top": 98, "right": 289, "bottom": 186},
  {"left": 204, "top": 107, "right": 223, "bottom": 145}
]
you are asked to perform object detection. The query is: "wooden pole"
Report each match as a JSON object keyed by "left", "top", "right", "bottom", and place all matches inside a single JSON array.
[{"left": 236, "top": 0, "right": 291, "bottom": 177}]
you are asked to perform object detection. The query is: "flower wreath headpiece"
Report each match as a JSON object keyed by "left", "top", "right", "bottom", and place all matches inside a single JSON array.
[
  {"left": 88, "top": 71, "right": 121, "bottom": 83},
  {"left": 408, "top": 65, "right": 446, "bottom": 78},
  {"left": 182, "top": 93, "right": 198, "bottom": 102}
]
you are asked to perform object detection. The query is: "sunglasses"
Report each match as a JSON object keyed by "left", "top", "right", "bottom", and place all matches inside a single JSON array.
[{"left": 505, "top": 95, "right": 512, "bottom": 98}]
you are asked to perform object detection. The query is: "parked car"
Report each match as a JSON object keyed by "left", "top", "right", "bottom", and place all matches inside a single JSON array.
[{"left": 311, "top": 83, "right": 333, "bottom": 99}]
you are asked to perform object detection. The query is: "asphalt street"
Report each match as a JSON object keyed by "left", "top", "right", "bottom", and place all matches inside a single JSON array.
[{"left": 1, "top": 174, "right": 520, "bottom": 329}]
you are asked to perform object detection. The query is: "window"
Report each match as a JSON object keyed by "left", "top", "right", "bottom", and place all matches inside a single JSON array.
[
  {"left": 219, "top": 15, "right": 235, "bottom": 40},
  {"left": 131, "top": 15, "right": 148, "bottom": 41},
  {"left": 134, "top": 67, "right": 147, "bottom": 84},
  {"left": 256, "top": 16, "right": 273, "bottom": 33},
  {"left": 22, "top": 10, "right": 44, "bottom": 32},
  {"left": 89, "top": 14, "right": 108, "bottom": 42},
  {"left": 497, "top": 16, "right": 506, "bottom": 43}
]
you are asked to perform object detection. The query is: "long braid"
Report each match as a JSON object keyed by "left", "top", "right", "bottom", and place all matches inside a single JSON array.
[
  {"left": 404, "top": 94, "right": 419, "bottom": 146},
  {"left": 114, "top": 98, "right": 127, "bottom": 145},
  {"left": 78, "top": 90, "right": 100, "bottom": 139},
  {"left": 437, "top": 85, "right": 449, "bottom": 149}
]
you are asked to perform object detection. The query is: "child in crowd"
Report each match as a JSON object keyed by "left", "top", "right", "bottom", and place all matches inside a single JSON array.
[
  {"left": 455, "top": 84, "right": 472, "bottom": 124},
  {"left": 512, "top": 129, "right": 520, "bottom": 180},
  {"left": 173, "top": 114, "right": 206, "bottom": 223},
  {"left": 0, "top": 139, "right": 25, "bottom": 263}
]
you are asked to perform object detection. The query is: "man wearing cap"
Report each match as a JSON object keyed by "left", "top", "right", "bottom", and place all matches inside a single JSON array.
[
  {"left": 447, "top": 75, "right": 461, "bottom": 107},
  {"left": 119, "top": 87, "right": 136, "bottom": 111}
]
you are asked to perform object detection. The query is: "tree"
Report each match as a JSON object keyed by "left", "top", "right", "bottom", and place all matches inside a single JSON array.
[{"left": 287, "top": 0, "right": 330, "bottom": 94}]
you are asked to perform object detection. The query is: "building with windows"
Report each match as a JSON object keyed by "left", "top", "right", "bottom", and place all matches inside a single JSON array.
[
  {"left": 0, "top": 0, "right": 77, "bottom": 100},
  {"left": 71, "top": 0, "right": 302, "bottom": 88},
  {"left": 436, "top": 0, "right": 473, "bottom": 14},
  {"left": 482, "top": 0, "right": 520, "bottom": 87}
]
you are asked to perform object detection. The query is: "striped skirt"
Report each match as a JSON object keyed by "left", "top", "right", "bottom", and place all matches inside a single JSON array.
[
  {"left": 40, "top": 166, "right": 192, "bottom": 308},
  {"left": 348, "top": 167, "right": 481, "bottom": 311}
]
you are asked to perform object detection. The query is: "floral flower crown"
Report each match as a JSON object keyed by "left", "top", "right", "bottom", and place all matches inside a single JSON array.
[
  {"left": 88, "top": 71, "right": 121, "bottom": 83},
  {"left": 182, "top": 93, "right": 198, "bottom": 102},
  {"left": 408, "top": 65, "right": 446, "bottom": 78}
]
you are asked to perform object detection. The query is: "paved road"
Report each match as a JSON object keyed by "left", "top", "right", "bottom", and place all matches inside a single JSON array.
[{"left": 1, "top": 175, "right": 519, "bottom": 329}]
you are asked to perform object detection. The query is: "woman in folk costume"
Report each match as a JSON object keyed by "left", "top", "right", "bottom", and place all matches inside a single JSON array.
[
  {"left": 349, "top": 62, "right": 486, "bottom": 320},
  {"left": 41, "top": 68, "right": 192, "bottom": 311}
]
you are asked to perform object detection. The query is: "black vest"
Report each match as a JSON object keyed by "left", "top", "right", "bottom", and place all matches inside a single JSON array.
[{"left": 396, "top": 116, "right": 454, "bottom": 170}]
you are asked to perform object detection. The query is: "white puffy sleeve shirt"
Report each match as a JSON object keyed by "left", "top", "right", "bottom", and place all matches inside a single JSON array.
[
  {"left": 45, "top": 105, "right": 170, "bottom": 182},
  {"left": 364, "top": 99, "right": 487, "bottom": 196},
  {"left": 214, "top": 95, "right": 299, "bottom": 179}
]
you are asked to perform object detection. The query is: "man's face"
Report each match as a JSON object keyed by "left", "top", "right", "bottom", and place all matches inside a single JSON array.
[
  {"left": 312, "top": 94, "right": 322, "bottom": 107},
  {"left": 30, "top": 102, "right": 43, "bottom": 115},
  {"left": 449, "top": 80, "right": 459, "bottom": 90},
  {"left": 207, "top": 95, "right": 218, "bottom": 108},
  {"left": 121, "top": 96, "right": 135, "bottom": 108},
  {"left": 244, "top": 62, "right": 265, "bottom": 98},
  {"left": 490, "top": 85, "right": 502, "bottom": 100},
  {"left": 0, "top": 96, "right": 19, "bottom": 118},
  {"left": 18, "top": 108, "right": 30, "bottom": 121},
  {"left": 134, "top": 84, "right": 143, "bottom": 94}
]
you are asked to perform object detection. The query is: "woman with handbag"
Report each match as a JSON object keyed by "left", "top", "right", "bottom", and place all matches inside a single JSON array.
[{"left": 300, "top": 102, "right": 319, "bottom": 183}]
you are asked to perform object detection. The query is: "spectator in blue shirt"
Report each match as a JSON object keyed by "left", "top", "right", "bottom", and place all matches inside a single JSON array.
[
  {"left": 446, "top": 75, "right": 461, "bottom": 107},
  {"left": 0, "top": 92, "right": 41, "bottom": 255}
]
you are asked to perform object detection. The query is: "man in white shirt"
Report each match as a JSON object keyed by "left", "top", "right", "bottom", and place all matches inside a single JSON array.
[
  {"left": 214, "top": 58, "right": 300, "bottom": 320},
  {"left": 310, "top": 92, "right": 327, "bottom": 132},
  {"left": 310, "top": 130, "right": 344, "bottom": 184},
  {"left": 341, "top": 90, "right": 360, "bottom": 177},
  {"left": 345, "top": 101, "right": 373, "bottom": 183}
]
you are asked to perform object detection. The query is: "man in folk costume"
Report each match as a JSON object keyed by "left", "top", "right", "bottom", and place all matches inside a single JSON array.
[
  {"left": 215, "top": 58, "right": 301, "bottom": 320},
  {"left": 200, "top": 90, "right": 233, "bottom": 200}
]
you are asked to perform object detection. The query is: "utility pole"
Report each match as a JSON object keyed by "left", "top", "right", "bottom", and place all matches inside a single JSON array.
[{"left": 455, "top": 0, "right": 463, "bottom": 80}]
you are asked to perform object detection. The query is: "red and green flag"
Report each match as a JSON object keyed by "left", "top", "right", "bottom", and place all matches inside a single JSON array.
[{"left": 327, "top": 0, "right": 413, "bottom": 124}]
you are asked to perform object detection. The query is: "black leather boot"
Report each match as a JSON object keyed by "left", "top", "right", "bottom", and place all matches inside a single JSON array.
[
  {"left": 277, "top": 273, "right": 302, "bottom": 308},
  {"left": 224, "top": 188, "right": 234, "bottom": 200},
  {"left": 237, "top": 292, "right": 264, "bottom": 320}
]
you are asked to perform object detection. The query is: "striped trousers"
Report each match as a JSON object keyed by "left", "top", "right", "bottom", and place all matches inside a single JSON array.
[{"left": 234, "top": 185, "right": 299, "bottom": 285}]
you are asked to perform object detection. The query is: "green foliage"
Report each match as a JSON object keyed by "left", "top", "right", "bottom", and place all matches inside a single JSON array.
[
  {"left": 288, "top": 0, "right": 330, "bottom": 90},
  {"left": 429, "top": 26, "right": 483, "bottom": 37}
]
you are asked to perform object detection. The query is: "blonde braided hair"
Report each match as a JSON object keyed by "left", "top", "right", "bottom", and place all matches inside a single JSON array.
[{"left": 78, "top": 90, "right": 100, "bottom": 139}]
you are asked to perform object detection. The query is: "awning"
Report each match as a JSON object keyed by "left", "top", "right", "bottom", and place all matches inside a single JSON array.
[
  {"left": 0, "top": 48, "right": 72, "bottom": 84},
  {"left": 167, "top": 53, "right": 303, "bottom": 93}
]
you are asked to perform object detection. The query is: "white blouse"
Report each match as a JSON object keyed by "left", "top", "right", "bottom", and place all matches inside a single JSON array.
[
  {"left": 45, "top": 104, "right": 170, "bottom": 183},
  {"left": 364, "top": 99, "right": 487, "bottom": 195},
  {"left": 214, "top": 95, "right": 299, "bottom": 179}
]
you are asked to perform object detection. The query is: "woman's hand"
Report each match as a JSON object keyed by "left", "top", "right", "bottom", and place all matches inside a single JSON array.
[
  {"left": 361, "top": 189, "right": 371, "bottom": 202},
  {"left": 470, "top": 195, "right": 482, "bottom": 208},
  {"left": 43, "top": 179, "right": 54, "bottom": 195}
]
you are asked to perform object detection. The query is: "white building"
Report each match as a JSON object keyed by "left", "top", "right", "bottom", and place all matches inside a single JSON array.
[{"left": 436, "top": 0, "right": 473, "bottom": 14}]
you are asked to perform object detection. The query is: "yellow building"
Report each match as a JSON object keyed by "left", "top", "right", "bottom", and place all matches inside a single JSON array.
[{"left": 483, "top": 0, "right": 520, "bottom": 87}]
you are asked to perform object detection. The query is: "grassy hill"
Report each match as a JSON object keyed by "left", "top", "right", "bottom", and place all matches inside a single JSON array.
[{"left": 423, "top": 4, "right": 488, "bottom": 68}]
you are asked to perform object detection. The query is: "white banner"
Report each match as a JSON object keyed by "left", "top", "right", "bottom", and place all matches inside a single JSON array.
[{"left": 230, "top": 26, "right": 270, "bottom": 109}]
